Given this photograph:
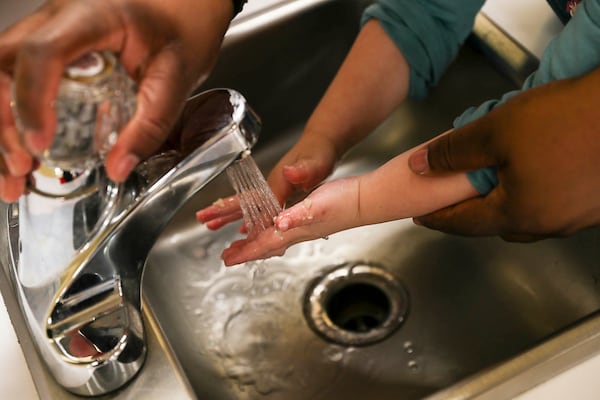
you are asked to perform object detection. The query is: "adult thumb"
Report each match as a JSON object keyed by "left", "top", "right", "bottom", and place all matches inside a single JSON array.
[
  {"left": 104, "top": 53, "right": 191, "bottom": 182},
  {"left": 408, "top": 117, "right": 498, "bottom": 175}
]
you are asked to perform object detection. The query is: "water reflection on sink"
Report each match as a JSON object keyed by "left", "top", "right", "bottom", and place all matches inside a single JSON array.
[{"left": 143, "top": 0, "right": 600, "bottom": 399}]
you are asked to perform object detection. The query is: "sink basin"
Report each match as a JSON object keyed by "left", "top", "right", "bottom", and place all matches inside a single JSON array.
[
  {"left": 4, "top": 0, "right": 600, "bottom": 399},
  {"left": 144, "top": 1, "right": 600, "bottom": 399}
]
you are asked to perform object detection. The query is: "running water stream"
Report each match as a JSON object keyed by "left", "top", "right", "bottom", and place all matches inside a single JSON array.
[{"left": 226, "top": 151, "right": 282, "bottom": 239}]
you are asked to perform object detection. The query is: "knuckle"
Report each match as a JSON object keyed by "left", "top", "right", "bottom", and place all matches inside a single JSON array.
[
  {"left": 428, "top": 136, "right": 454, "bottom": 172},
  {"left": 20, "top": 35, "right": 55, "bottom": 63},
  {"left": 142, "top": 117, "right": 169, "bottom": 143}
]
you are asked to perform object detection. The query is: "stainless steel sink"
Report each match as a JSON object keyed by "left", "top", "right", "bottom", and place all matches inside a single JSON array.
[
  {"left": 5, "top": 0, "right": 600, "bottom": 399},
  {"left": 147, "top": 1, "right": 600, "bottom": 399}
]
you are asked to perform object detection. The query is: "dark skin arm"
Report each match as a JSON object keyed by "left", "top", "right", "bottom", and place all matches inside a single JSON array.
[{"left": 408, "top": 66, "right": 600, "bottom": 241}]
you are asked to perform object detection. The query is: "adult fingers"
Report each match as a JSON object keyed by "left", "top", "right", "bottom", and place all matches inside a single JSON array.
[
  {"left": 104, "top": 48, "right": 191, "bottom": 182},
  {"left": 0, "top": 73, "right": 32, "bottom": 176},
  {"left": 0, "top": 5, "right": 50, "bottom": 72},
  {"left": 0, "top": 174, "right": 26, "bottom": 203},
  {"left": 414, "top": 190, "right": 506, "bottom": 236},
  {"left": 408, "top": 116, "right": 498, "bottom": 175},
  {"left": 9, "top": 1, "right": 125, "bottom": 154}
]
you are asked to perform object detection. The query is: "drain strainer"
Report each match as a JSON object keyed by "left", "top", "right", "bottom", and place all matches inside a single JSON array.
[{"left": 303, "top": 262, "right": 409, "bottom": 346}]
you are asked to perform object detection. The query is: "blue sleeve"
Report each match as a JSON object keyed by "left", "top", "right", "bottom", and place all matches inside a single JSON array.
[
  {"left": 458, "top": 0, "right": 600, "bottom": 194},
  {"left": 361, "top": 0, "right": 485, "bottom": 99}
]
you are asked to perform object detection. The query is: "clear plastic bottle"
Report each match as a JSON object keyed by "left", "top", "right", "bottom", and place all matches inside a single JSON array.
[{"left": 17, "top": 51, "right": 137, "bottom": 171}]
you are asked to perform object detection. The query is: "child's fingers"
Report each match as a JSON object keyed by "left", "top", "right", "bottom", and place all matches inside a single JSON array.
[
  {"left": 221, "top": 224, "right": 321, "bottom": 266},
  {"left": 282, "top": 158, "right": 331, "bottom": 192},
  {"left": 196, "top": 195, "right": 240, "bottom": 220},
  {"left": 196, "top": 195, "right": 241, "bottom": 228},
  {"left": 203, "top": 211, "right": 244, "bottom": 230},
  {"left": 275, "top": 198, "right": 317, "bottom": 231},
  {"left": 222, "top": 228, "right": 291, "bottom": 266}
]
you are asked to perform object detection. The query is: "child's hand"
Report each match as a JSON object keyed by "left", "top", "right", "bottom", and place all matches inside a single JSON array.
[
  {"left": 221, "top": 177, "right": 359, "bottom": 266},
  {"left": 196, "top": 132, "right": 339, "bottom": 231},
  {"left": 267, "top": 133, "right": 339, "bottom": 204},
  {"left": 196, "top": 195, "right": 243, "bottom": 231}
]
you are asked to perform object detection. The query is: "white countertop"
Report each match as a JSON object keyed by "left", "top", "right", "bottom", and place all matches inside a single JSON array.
[
  {"left": 0, "top": 295, "right": 37, "bottom": 399},
  {"left": 1, "top": 1, "right": 599, "bottom": 399}
]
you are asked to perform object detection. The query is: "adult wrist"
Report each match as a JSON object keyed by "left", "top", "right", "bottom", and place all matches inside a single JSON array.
[{"left": 232, "top": 0, "right": 248, "bottom": 17}]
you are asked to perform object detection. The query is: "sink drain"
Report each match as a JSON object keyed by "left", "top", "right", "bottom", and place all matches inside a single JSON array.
[{"left": 303, "top": 262, "right": 409, "bottom": 346}]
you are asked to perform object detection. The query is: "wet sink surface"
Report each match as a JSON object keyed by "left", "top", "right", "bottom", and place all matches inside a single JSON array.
[{"left": 143, "top": 1, "right": 600, "bottom": 399}]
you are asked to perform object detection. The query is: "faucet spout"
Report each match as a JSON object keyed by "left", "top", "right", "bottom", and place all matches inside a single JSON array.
[{"left": 7, "top": 88, "right": 260, "bottom": 396}]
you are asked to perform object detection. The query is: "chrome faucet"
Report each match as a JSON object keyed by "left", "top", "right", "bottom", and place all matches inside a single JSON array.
[{"left": 5, "top": 87, "right": 260, "bottom": 396}]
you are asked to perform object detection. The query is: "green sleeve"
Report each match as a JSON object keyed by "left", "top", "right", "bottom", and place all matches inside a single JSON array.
[
  {"left": 362, "top": 0, "right": 485, "bottom": 98},
  {"left": 459, "top": 0, "right": 600, "bottom": 195}
]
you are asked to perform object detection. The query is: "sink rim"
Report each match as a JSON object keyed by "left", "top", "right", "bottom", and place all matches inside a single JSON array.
[
  {"left": 3, "top": 2, "right": 600, "bottom": 399},
  {"left": 426, "top": 309, "right": 600, "bottom": 400}
]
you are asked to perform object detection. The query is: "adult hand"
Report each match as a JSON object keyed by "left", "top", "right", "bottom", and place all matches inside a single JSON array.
[
  {"left": 0, "top": 0, "right": 233, "bottom": 202},
  {"left": 408, "top": 67, "right": 600, "bottom": 241}
]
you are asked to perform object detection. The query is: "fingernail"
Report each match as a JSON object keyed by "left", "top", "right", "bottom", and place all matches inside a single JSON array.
[
  {"left": 24, "top": 130, "right": 47, "bottom": 155},
  {"left": 114, "top": 153, "right": 140, "bottom": 182},
  {"left": 409, "top": 148, "right": 429, "bottom": 175},
  {"left": 276, "top": 216, "right": 290, "bottom": 231},
  {"left": 195, "top": 210, "right": 206, "bottom": 222},
  {"left": 282, "top": 164, "right": 298, "bottom": 177},
  {"left": 285, "top": 160, "right": 304, "bottom": 170},
  {"left": 283, "top": 161, "right": 308, "bottom": 183},
  {"left": 223, "top": 253, "right": 242, "bottom": 267}
]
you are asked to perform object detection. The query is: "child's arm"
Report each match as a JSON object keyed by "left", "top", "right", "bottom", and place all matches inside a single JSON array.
[
  {"left": 267, "top": 19, "right": 411, "bottom": 204},
  {"left": 196, "top": 19, "right": 410, "bottom": 232},
  {"left": 220, "top": 136, "right": 478, "bottom": 266},
  {"left": 198, "top": 7, "right": 484, "bottom": 229}
]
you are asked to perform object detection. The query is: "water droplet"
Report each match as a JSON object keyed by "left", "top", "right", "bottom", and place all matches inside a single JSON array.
[
  {"left": 323, "top": 345, "right": 345, "bottom": 363},
  {"left": 403, "top": 340, "right": 415, "bottom": 354},
  {"left": 407, "top": 360, "right": 419, "bottom": 372}
]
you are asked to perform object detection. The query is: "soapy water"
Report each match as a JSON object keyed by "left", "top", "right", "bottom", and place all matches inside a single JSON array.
[
  {"left": 182, "top": 260, "right": 357, "bottom": 398},
  {"left": 171, "top": 185, "right": 413, "bottom": 397}
]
